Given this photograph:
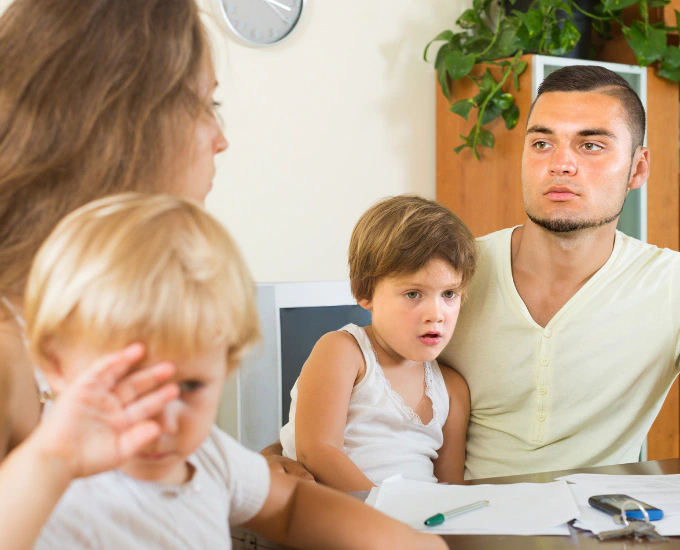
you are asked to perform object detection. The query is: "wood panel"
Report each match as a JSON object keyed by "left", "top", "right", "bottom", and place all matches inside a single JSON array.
[
  {"left": 436, "top": 55, "right": 680, "bottom": 460},
  {"left": 641, "top": 69, "right": 680, "bottom": 460},
  {"left": 436, "top": 55, "right": 534, "bottom": 237}
]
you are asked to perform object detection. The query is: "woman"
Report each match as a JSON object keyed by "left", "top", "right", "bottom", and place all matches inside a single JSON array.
[{"left": 0, "top": 0, "right": 226, "bottom": 546}]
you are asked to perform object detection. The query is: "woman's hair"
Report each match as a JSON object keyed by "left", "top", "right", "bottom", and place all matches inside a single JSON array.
[
  {"left": 349, "top": 195, "right": 478, "bottom": 302},
  {"left": 0, "top": 0, "right": 210, "bottom": 297},
  {"left": 25, "top": 193, "right": 259, "bottom": 369}
]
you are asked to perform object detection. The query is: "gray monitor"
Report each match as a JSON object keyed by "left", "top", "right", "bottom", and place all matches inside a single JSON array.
[{"left": 235, "top": 281, "right": 371, "bottom": 452}]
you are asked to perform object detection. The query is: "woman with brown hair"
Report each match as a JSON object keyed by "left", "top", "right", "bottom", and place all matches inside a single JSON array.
[{"left": 0, "top": 0, "right": 227, "bottom": 546}]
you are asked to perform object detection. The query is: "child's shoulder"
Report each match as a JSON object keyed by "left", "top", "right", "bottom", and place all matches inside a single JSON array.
[{"left": 311, "top": 327, "right": 365, "bottom": 362}]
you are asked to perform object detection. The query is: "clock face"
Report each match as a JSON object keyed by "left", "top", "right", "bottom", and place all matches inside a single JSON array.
[{"left": 218, "top": 0, "right": 304, "bottom": 47}]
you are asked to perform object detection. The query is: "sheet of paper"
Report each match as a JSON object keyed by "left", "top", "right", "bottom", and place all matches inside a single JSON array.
[
  {"left": 559, "top": 474, "right": 680, "bottom": 536},
  {"left": 369, "top": 476, "right": 577, "bottom": 535}
]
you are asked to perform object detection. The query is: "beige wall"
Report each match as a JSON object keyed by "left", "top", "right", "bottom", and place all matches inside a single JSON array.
[
  {"left": 0, "top": 0, "right": 467, "bottom": 437},
  {"left": 200, "top": 0, "right": 464, "bottom": 284}
]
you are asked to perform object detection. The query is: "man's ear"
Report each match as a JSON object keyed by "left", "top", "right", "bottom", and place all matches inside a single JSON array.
[
  {"left": 628, "top": 146, "right": 650, "bottom": 191},
  {"left": 34, "top": 339, "right": 68, "bottom": 395}
]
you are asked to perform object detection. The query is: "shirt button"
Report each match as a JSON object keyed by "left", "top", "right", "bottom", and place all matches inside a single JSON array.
[
  {"left": 540, "top": 357, "right": 549, "bottom": 366},
  {"left": 538, "top": 387, "right": 547, "bottom": 395},
  {"left": 543, "top": 328, "right": 552, "bottom": 338},
  {"left": 536, "top": 412, "right": 546, "bottom": 422}
]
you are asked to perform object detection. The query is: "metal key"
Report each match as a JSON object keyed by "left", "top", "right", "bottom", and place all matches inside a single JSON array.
[
  {"left": 597, "top": 521, "right": 653, "bottom": 541},
  {"left": 598, "top": 500, "right": 669, "bottom": 542}
]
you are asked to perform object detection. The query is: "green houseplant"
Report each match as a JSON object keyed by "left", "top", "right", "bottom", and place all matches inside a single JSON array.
[{"left": 427, "top": 0, "right": 680, "bottom": 159}]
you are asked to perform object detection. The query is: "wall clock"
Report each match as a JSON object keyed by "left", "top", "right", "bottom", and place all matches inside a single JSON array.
[{"left": 216, "top": 0, "right": 305, "bottom": 47}]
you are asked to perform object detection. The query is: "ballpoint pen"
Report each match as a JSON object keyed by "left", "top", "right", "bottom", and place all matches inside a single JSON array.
[{"left": 424, "top": 500, "right": 490, "bottom": 526}]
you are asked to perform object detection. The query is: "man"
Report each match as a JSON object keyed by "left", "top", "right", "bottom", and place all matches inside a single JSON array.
[
  {"left": 265, "top": 65, "right": 680, "bottom": 481},
  {"left": 441, "top": 64, "right": 679, "bottom": 479}
]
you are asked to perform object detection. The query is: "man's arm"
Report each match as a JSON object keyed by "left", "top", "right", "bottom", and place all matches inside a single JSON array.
[{"left": 260, "top": 440, "right": 315, "bottom": 481}]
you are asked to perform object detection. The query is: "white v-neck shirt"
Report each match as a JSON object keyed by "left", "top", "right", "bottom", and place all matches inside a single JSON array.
[{"left": 441, "top": 227, "right": 680, "bottom": 480}]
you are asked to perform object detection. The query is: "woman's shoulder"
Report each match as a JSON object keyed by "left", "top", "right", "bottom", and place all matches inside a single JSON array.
[{"left": 0, "top": 318, "right": 41, "bottom": 457}]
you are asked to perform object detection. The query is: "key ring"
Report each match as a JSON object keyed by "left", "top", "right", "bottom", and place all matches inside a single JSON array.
[{"left": 619, "top": 500, "right": 651, "bottom": 526}]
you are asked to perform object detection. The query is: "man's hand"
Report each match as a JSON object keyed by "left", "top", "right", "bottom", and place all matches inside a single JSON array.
[
  {"left": 34, "top": 343, "right": 179, "bottom": 480},
  {"left": 261, "top": 441, "right": 315, "bottom": 481}
]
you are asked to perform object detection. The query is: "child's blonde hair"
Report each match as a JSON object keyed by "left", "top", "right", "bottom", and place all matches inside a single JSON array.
[
  {"left": 349, "top": 195, "right": 477, "bottom": 302},
  {"left": 25, "top": 193, "right": 259, "bottom": 369}
]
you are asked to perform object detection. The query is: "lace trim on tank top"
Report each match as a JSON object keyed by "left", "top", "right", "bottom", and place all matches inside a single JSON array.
[{"left": 362, "top": 328, "right": 437, "bottom": 427}]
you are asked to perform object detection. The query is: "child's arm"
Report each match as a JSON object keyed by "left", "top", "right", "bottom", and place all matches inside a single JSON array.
[
  {"left": 245, "top": 469, "right": 448, "bottom": 550},
  {"left": 433, "top": 364, "right": 470, "bottom": 484},
  {"left": 0, "top": 344, "right": 179, "bottom": 550},
  {"left": 294, "top": 331, "right": 375, "bottom": 491},
  {"left": 260, "top": 440, "right": 315, "bottom": 481}
]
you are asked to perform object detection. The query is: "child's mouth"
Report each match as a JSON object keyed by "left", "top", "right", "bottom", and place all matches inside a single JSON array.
[{"left": 419, "top": 332, "right": 442, "bottom": 345}]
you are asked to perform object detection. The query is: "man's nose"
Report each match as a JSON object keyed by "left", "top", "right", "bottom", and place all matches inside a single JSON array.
[{"left": 548, "top": 145, "right": 577, "bottom": 176}]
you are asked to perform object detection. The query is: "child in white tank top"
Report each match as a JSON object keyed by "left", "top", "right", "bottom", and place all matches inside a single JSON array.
[{"left": 280, "top": 195, "right": 477, "bottom": 491}]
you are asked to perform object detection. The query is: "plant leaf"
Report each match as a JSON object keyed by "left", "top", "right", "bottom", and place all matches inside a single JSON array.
[
  {"left": 477, "top": 128, "right": 495, "bottom": 148},
  {"left": 558, "top": 20, "right": 581, "bottom": 55},
  {"left": 444, "top": 51, "right": 477, "bottom": 81},
  {"left": 659, "top": 64, "right": 680, "bottom": 81},
  {"left": 602, "top": 0, "right": 639, "bottom": 12},
  {"left": 481, "top": 102, "right": 504, "bottom": 125},
  {"left": 457, "top": 9, "right": 481, "bottom": 29},
  {"left": 482, "top": 20, "right": 522, "bottom": 60},
  {"left": 450, "top": 99, "right": 475, "bottom": 120},
  {"left": 661, "top": 45, "right": 680, "bottom": 69},
  {"left": 424, "top": 30, "right": 454, "bottom": 61},
  {"left": 492, "top": 92, "right": 515, "bottom": 110},
  {"left": 625, "top": 21, "right": 667, "bottom": 65},
  {"left": 453, "top": 143, "right": 468, "bottom": 154},
  {"left": 502, "top": 104, "right": 521, "bottom": 130}
]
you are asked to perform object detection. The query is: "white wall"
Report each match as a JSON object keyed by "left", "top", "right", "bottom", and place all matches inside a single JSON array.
[
  {"left": 0, "top": 0, "right": 467, "bottom": 437},
  {"left": 201, "top": 0, "right": 465, "bottom": 284}
]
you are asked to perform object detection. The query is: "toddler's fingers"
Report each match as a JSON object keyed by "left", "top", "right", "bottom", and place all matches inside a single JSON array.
[
  {"left": 113, "top": 362, "right": 176, "bottom": 406},
  {"left": 123, "top": 382, "right": 179, "bottom": 426},
  {"left": 88, "top": 342, "right": 148, "bottom": 388},
  {"left": 118, "top": 421, "right": 162, "bottom": 460}
]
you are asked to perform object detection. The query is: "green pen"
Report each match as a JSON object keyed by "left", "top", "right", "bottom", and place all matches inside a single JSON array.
[{"left": 423, "top": 500, "right": 490, "bottom": 526}]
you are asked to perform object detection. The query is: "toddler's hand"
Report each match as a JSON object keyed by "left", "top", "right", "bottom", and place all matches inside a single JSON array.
[{"left": 33, "top": 343, "right": 179, "bottom": 480}]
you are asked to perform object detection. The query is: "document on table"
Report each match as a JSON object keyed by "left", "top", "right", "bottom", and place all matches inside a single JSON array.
[
  {"left": 367, "top": 475, "right": 579, "bottom": 535},
  {"left": 556, "top": 473, "right": 680, "bottom": 536}
]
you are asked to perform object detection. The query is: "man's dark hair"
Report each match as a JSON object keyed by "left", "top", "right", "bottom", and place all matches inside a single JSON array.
[{"left": 528, "top": 65, "right": 646, "bottom": 150}]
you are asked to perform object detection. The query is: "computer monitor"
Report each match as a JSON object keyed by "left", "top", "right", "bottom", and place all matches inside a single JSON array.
[{"left": 235, "top": 281, "right": 371, "bottom": 452}]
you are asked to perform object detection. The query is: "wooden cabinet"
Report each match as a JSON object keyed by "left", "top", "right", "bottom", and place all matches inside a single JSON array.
[{"left": 436, "top": 54, "right": 680, "bottom": 460}]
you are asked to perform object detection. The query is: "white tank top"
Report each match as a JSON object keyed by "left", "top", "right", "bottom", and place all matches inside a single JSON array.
[{"left": 280, "top": 323, "right": 450, "bottom": 485}]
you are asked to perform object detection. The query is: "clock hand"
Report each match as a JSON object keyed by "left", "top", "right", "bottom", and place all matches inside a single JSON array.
[
  {"left": 261, "top": 0, "right": 291, "bottom": 24},
  {"left": 263, "top": 0, "right": 291, "bottom": 11}
]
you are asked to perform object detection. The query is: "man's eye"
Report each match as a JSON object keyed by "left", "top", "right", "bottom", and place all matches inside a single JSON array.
[
  {"left": 405, "top": 291, "right": 420, "bottom": 299},
  {"left": 179, "top": 380, "right": 204, "bottom": 393},
  {"left": 583, "top": 142, "right": 603, "bottom": 151},
  {"left": 443, "top": 290, "right": 457, "bottom": 299},
  {"left": 534, "top": 141, "right": 550, "bottom": 150}
]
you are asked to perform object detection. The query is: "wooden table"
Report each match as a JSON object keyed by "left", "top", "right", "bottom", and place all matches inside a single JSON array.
[{"left": 232, "top": 459, "right": 680, "bottom": 549}]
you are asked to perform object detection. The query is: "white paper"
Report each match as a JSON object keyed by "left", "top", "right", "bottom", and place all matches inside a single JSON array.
[
  {"left": 369, "top": 476, "right": 577, "bottom": 535},
  {"left": 559, "top": 474, "right": 680, "bottom": 536}
]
